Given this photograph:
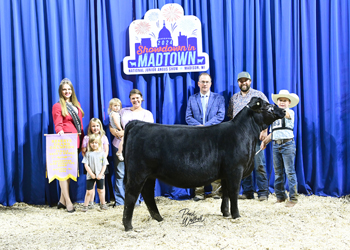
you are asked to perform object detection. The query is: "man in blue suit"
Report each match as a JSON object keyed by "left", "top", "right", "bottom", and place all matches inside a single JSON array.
[{"left": 185, "top": 73, "right": 225, "bottom": 201}]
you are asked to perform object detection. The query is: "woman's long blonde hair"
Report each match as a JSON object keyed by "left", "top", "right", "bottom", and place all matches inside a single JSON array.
[
  {"left": 87, "top": 118, "right": 106, "bottom": 137},
  {"left": 58, "top": 78, "right": 84, "bottom": 117}
]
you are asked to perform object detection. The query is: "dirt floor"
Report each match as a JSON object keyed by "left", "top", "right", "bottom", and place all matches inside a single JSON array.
[{"left": 1, "top": 194, "right": 350, "bottom": 250}]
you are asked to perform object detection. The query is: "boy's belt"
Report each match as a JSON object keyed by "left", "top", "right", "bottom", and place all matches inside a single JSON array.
[{"left": 274, "top": 138, "right": 293, "bottom": 145}]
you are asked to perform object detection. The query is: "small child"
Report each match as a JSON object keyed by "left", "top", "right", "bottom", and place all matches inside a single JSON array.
[
  {"left": 81, "top": 118, "right": 109, "bottom": 158},
  {"left": 81, "top": 118, "right": 109, "bottom": 208},
  {"left": 261, "top": 90, "right": 300, "bottom": 207},
  {"left": 108, "top": 98, "right": 124, "bottom": 161},
  {"left": 81, "top": 134, "right": 109, "bottom": 212}
]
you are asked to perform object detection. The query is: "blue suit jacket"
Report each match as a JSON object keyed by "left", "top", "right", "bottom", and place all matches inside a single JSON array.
[{"left": 185, "top": 91, "right": 225, "bottom": 126}]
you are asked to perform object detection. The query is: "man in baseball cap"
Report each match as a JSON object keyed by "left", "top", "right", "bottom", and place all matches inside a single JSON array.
[{"left": 227, "top": 71, "right": 269, "bottom": 201}]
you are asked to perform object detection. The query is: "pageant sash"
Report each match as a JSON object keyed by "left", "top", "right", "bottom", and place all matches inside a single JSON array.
[
  {"left": 66, "top": 102, "right": 82, "bottom": 134},
  {"left": 46, "top": 133, "right": 78, "bottom": 183}
]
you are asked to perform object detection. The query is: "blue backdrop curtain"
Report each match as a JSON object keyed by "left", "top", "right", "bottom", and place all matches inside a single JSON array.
[{"left": 0, "top": 0, "right": 349, "bottom": 206}]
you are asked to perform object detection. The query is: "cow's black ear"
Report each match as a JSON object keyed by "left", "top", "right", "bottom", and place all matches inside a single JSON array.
[{"left": 250, "top": 103, "right": 260, "bottom": 111}]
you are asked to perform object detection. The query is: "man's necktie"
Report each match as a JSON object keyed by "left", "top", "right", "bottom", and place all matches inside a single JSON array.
[{"left": 202, "top": 95, "right": 208, "bottom": 125}]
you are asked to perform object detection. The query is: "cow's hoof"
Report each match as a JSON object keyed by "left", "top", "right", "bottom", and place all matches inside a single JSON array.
[
  {"left": 232, "top": 214, "right": 241, "bottom": 219},
  {"left": 153, "top": 214, "right": 163, "bottom": 222},
  {"left": 222, "top": 212, "right": 230, "bottom": 217},
  {"left": 124, "top": 226, "right": 133, "bottom": 232}
]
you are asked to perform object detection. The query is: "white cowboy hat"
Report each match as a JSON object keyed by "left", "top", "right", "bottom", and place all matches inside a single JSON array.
[{"left": 271, "top": 90, "right": 300, "bottom": 108}]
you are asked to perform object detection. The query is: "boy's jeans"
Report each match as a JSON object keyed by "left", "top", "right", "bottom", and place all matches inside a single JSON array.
[
  {"left": 273, "top": 140, "right": 298, "bottom": 201},
  {"left": 241, "top": 144, "right": 269, "bottom": 198}
]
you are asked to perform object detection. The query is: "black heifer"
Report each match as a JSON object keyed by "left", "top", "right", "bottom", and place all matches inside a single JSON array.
[{"left": 122, "top": 97, "right": 285, "bottom": 231}]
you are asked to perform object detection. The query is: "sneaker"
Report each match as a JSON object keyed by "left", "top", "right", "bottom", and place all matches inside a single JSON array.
[
  {"left": 212, "top": 194, "right": 221, "bottom": 199},
  {"left": 88, "top": 202, "right": 94, "bottom": 209},
  {"left": 100, "top": 203, "right": 108, "bottom": 210},
  {"left": 116, "top": 152, "right": 124, "bottom": 161},
  {"left": 238, "top": 194, "right": 254, "bottom": 200},
  {"left": 258, "top": 196, "right": 268, "bottom": 201},
  {"left": 81, "top": 206, "right": 88, "bottom": 212},
  {"left": 193, "top": 195, "right": 205, "bottom": 201}
]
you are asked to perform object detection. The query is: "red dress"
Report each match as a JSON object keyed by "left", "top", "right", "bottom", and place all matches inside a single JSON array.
[{"left": 52, "top": 102, "right": 84, "bottom": 148}]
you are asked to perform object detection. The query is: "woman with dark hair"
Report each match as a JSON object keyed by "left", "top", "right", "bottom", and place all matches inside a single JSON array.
[
  {"left": 52, "top": 78, "right": 84, "bottom": 212},
  {"left": 110, "top": 89, "right": 154, "bottom": 205}
]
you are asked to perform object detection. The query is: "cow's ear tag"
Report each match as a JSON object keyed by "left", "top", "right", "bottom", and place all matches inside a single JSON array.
[{"left": 257, "top": 102, "right": 260, "bottom": 106}]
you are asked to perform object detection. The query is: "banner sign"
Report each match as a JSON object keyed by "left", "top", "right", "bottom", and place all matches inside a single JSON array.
[
  {"left": 123, "top": 3, "right": 209, "bottom": 75},
  {"left": 46, "top": 134, "right": 78, "bottom": 183}
]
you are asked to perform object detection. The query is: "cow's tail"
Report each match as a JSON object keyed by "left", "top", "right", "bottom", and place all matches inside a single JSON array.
[{"left": 122, "top": 120, "right": 138, "bottom": 186}]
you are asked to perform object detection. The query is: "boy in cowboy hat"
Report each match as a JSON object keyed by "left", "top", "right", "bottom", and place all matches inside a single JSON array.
[{"left": 260, "top": 90, "right": 300, "bottom": 207}]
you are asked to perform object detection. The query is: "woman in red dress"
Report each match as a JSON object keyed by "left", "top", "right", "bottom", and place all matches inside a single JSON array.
[{"left": 52, "top": 78, "right": 84, "bottom": 212}]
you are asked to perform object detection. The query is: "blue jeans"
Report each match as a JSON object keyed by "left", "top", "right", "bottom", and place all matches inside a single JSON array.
[
  {"left": 112, "top": 145, "right": 140, "bottom": 205},
  {"left": 113, "top": 145, "right": 125, "bottom": 205},
  {"left": 241, "top": 144, "right": 268, "bottom": 198},
  {"left": 273, "top": 140, "right": 298, "bottom": 201}
]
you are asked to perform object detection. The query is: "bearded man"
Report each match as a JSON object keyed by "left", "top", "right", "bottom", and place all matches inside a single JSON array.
[{"left": 227, "top": 71, "right": 269, "bottom": 201}]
